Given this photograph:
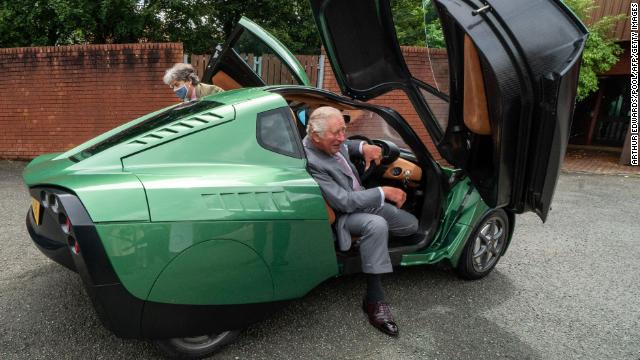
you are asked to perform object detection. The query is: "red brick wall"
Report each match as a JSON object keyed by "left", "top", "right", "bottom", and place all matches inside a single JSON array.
[
  {"left": 322, "top": 46, "right": 450, "bottom": 163},
  {"left": 0, "top": 43, "right": 183, "bottom": 160}
]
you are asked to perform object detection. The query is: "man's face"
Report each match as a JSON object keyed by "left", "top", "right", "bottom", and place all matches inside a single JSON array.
[{"left": 312, "top": 115, "right": 347, "bottom": 155}]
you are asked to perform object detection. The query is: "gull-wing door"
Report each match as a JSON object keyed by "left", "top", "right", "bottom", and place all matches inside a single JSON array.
[
  {"left": 309, "top": 0, "right": 587, "bottom": 220},
  {"left": 202, "top": 17, "right": 311, "bottom": 89}
]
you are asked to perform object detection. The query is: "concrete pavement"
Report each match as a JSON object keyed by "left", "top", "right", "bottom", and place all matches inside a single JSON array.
[{"left": 1, "top": 160, "right": 639, "bottom": 359}]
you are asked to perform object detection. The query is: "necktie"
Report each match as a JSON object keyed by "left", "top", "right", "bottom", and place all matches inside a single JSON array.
[{"left": 335, "top": 152, "right": 363, "bottom": 191}]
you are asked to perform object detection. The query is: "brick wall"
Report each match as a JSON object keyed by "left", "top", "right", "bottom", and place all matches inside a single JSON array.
[
  {"left": 322, "top": 46, "right": 449, "bottom": 163},
  {"left": 0, "top": 43, "right": 183, "bottom": 160}
]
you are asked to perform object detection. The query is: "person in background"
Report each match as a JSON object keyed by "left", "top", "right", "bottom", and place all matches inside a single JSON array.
[{"left": 163, "top": 63, "right": 223, "bottom": 101}]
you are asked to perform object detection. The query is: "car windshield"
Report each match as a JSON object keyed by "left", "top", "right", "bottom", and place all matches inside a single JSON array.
[{"left": 71, "top": 100, "right": 223, "bottom": 161}]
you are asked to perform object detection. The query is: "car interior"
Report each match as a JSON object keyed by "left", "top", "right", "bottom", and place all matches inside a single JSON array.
[{"left": 266, "top": 87, "right": 448, "bottom": 272}]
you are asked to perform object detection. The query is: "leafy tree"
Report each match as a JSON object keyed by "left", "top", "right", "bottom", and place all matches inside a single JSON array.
[
  {"left": 562, "top": 0, "right": 624, "bottom": 101},
  {"left": 0, "top": 0, "right": 320, "bottom": 54},
  {"left": 139, "top": 0, "right": 223, "bottom": 55},
  {"left": 0, "top": 0, "right": 144, "bottom": 47},
  {"left": 140, "top": 0, "right": 320, "bottom": 54},
  {"left": 391, "top": 0, "right": 444, "bottom": 48}
]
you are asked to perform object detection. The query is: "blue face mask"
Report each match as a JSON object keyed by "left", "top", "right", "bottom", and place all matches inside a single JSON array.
[{"left": 174, "top": 84, "right": 188, "bottom": 100}]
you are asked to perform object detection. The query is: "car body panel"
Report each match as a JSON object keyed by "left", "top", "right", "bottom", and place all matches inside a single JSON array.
[
  {"left": 96, "top": 219, "right": 338, "bottom": 302},
  {"left": 134, "top": 167, "right": 326, "bottom": 223},
  {"left": 145, "top": 220, "right": 338, "bottom": 304},
  {"left": 24, "top": 159, "right": 149, "bottom": 222},
  {"left": 401, "top": 177, "right": 489, "bottom": 267},
  {"left": 148, "top": 239, "right": 275, "bottom": 304},
  {"left": 309, "top": 0, "right": 587, "bottom": 221}
]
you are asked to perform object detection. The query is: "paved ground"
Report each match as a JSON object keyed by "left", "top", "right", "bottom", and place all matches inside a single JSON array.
[
  {"left": 563, "top": 146, "right": 640, "bottom": 176},
  {"left": 1, "top": 160, "right": 639, "bottom": 360}
]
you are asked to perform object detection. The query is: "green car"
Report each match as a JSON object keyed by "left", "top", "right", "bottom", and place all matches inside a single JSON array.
[{"left": 23, "top": 0, "right": 587, "bottom": 358}]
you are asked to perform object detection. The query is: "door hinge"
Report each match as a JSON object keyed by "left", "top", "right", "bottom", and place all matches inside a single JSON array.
[{"left": 472, "top": 4, "right": 491, "bottom": 16}]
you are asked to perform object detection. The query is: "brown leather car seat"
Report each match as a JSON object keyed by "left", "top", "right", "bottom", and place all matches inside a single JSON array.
[
  {"left": 324, "top": 201, "right": 361, "bottom": 248},
  {"left": 463, "top": 35, "right": 491, "bottom": 135},
  {"left": 325, "top": 201, "right": 336, "bottom": 225}
]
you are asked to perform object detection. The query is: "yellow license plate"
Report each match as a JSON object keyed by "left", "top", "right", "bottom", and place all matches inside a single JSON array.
[{"left": 31, "top": 197, "right": 41, "bottom": 225}]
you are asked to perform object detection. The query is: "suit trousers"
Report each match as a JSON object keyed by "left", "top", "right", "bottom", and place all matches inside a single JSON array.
[{"left": 344, "top": 203, "right": 419, "bottom": 274}]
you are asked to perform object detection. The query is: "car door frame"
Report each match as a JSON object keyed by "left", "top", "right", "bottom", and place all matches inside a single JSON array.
[{"left": 201, "top": 17, "right": 311, "bottom": 89}]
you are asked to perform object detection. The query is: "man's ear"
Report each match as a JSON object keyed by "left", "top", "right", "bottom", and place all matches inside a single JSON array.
[{"left": 311, "top": 132, "right": 321, "bottom": 142}]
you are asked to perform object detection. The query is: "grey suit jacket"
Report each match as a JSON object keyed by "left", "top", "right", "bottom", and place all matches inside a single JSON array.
[{"left": 303, "top": 136, "right": 383, "bottom": 251}]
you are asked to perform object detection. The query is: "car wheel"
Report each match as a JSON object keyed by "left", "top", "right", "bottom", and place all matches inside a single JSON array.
[
  {"left": 154, "top": 330, "right": 240, "bottom": 359},
  {"left": 456, "top": 209, "right": 509, "bottom": 280}
]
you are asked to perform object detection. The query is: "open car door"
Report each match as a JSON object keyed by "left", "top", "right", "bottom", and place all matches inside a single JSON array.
[
  {"left": 309, "top": 0, "right": 587, "bottom": 221},
  {"left": 202, "top": 17, "right": 311, "bottom": 89}
]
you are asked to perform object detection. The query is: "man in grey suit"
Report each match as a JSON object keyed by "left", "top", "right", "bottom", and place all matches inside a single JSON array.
[{"left": 303, "top": 106, "right": 420, "bottom": 337}]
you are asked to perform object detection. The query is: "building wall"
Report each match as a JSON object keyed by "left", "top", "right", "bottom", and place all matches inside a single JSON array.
[
  {"left": 322, "top": 46, "right": 450, "bottom": 164},
  {"left": 0, "top": 43, "right": 183, "bottom": 160},
  {"left": 587, "top": 0, "right": 633, "bottom": 41}
]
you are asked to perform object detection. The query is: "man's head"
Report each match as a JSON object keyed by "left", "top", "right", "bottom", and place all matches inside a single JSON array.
[{"left": 307, "top": 106, "right": 346, "bottom": 155}]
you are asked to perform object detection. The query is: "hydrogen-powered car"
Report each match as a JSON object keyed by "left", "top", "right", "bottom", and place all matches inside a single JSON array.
[{"left": 23, "top": 0, "right": 587, "bottom": 358}]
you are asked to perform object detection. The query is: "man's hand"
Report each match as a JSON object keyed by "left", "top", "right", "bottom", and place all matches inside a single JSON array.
[
  {"left": 381, "top": 186, "right": 407, "bottom": 208},
  {"left": 362, "top": 144, "right": 382, "bottom": 170}
]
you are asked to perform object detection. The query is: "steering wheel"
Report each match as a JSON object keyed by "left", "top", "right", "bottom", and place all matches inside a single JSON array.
[{"left": 348, "top": 136, "right": 400, "bottom": 181}]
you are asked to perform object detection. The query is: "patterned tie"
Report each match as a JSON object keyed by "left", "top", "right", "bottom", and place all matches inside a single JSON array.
[{"left": 335, "top": 152, "right": 363, "bottom": 191}]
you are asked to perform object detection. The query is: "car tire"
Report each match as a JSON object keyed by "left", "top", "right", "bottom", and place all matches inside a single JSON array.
[
  {"left": 154, "top": 330, "right": 240, "bottom": 359},
  {"left": 456, "top": 209, "right": 510, "bottom": 280}
]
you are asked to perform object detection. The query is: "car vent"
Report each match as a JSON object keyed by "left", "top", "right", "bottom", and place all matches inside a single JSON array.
[{"left": 126, "top": 110, "right": 226, "bottom": 146}]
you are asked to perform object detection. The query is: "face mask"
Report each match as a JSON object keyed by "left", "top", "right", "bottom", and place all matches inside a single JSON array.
[{"left": 174, "top": 84, "right": 188, "bottom": 100}]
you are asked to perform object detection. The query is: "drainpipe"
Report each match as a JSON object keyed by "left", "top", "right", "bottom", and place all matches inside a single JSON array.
[{"left": 317, "top": 54, "right": 325, "bottom": 89}]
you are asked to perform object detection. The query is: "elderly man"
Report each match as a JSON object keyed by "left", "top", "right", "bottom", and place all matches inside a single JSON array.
[{"left": 303, "top": 106, "right": 420, "bottom": 336}]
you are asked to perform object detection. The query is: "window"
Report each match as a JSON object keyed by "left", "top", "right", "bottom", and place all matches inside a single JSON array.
[
  {"left": 233, "top": 30, "right": 302, "bottom": 86},
  {"left": 418, "top": 85, "right": 449, "bottom": 131},
  {"left": 390, "top": 0, "right": 451, "bottom": 132},
  {"left": 343, "top": 109, "right": 411, "bottom": 151},
  {"left": 256, "top": 107, "right": 302, "bottom": 158}
]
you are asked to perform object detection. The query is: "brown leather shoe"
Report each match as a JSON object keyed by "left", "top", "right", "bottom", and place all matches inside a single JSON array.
[{"left": 362, "top": 299, "right": 399, "bottom": 336}]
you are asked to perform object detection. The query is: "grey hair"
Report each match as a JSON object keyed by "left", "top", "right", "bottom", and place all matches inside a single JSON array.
[
  {"left": 306, "top": 106, "right": 343, "bottom": 137},
  {"left": 163, "top": 63, "right": 200, "bottom": 85}
]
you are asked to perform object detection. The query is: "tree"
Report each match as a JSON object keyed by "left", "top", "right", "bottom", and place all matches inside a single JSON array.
[
  {"left": 562, "top": 0, "right": 624, "bottom": 101},
  {"left": 0, "top": 0, "right": 320, "bottom": 55},
  {"left": 139, "top": 0, "right": 320, "bottom": 55},
  {"left": 0, "top": 0, "right": 144, "bottom": 47},
  {"left": 391, "top": 0, "right": 445, "bottom": 48}
]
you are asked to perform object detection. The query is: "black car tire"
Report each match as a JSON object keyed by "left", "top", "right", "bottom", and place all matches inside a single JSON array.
[
  {"left": 456, "top": 209, "right": 510, "bottom": 280},
  {"left": 154, "top": 330, "right": 240, "bottom": 359}
]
